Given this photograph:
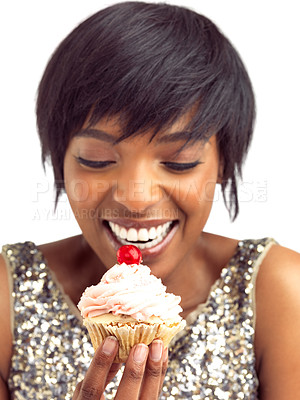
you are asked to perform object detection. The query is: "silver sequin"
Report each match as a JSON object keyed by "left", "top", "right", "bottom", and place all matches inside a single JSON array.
[{"left": 3, "top": 238, "right": 275, "bottom": 399}]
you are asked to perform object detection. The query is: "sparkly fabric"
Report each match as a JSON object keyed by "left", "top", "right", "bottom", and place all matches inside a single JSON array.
[{"left": 3, "top": 238, "right": 276, "bottom": 399}]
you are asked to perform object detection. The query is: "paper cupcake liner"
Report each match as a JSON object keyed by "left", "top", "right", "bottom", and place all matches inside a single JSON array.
[{"left": 84, "top": 319, "right": 186, "bottom": 362}]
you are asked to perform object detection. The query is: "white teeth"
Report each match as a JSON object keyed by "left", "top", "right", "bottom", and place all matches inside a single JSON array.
[
  {"left": 127, "top": 228, "right": 138, "bottom": 241},
  {"left": 162, "top": 224, "right": 168, "bottom": 234},
  {"left": 138, "top": 228, "right": 149, "bottom": 241},
  {"left": 148, "top": 227, "right": 157, "bottom": 240},
  {"left": 108, "top": 221, "right": 173, "bottom": 249},
  {"left": 156, "top": 225, "right": 162, "bottom": 237},
  {"left": 120, "top": 227, "right": 127, "bottom": 239},
  {"left": 115, "top": 224, "right": 120, "bottom": 236}
]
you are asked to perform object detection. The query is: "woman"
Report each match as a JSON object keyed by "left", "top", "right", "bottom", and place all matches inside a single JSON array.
[{"left": 1, "top": 2, "right": 300, "bottom": 399}]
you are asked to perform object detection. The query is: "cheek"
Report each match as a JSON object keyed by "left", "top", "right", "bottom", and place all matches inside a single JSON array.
[
  {"left": 168, "top": 174, "right": 217, "bottom": 211},
  {"left": 65, "top": 177, "right": 112, "bottom": 227},
  {"left": 64, "top": 157, "right": 111, "bottom": 215},
  {"left": 65, "top": 177, "right": 110, "bottom": 205}
]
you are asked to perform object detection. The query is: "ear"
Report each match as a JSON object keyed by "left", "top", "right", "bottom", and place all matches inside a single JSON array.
[{"left": 217, "top": 158, "right": 224, "bottom": 184}]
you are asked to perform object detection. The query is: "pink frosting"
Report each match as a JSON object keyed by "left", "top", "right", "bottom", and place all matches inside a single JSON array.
[{"left": 77, "top": 262, "right": 183, "bottom": 321}]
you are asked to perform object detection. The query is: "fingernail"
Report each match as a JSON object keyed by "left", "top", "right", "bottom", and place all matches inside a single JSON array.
[
  {"left": 133, "top": 344, "right": 148, "bottom": 363},
  {"left": 150, "top": 340, "right": 163, "bottom": 362},
  {"left": 102, "top": 336, "right": 118, "bottom": 356},
  {"left": 163, "top": 347, "right": 168, "bottom": 363}
]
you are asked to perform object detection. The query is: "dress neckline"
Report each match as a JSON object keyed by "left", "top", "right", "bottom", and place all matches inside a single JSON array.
[
  {"left": 182, "top": 237, "right": 276, "bottom": 327},
  {"left": 33, "top": 246, "right": 83, "bottom": 322},
  {"left": 30, "top": 238, "right": 275, "bottom": 328}
]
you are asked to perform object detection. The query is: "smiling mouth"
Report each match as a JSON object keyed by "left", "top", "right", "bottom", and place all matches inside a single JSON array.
[{"left": 104, "top": 220, "right": 178, "bottom": 250}]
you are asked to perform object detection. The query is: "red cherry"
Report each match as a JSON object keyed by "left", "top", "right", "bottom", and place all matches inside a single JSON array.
[{"left": 117, "top": 245, "right": 142, "bottom": 265}]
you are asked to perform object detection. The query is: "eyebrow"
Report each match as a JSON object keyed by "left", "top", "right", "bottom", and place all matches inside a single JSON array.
[
  {"left": 74, "top": 128, "right": 196, "bottom": 145},
  {"left": 74, "top": 128, "right": 116, "bottom": 143},
  {"left": 157, "top": 131, "right": 194, "bottom": 143}
]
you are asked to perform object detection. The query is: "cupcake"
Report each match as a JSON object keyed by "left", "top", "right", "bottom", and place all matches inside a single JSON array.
[{"left": 77, "top": 245, "right": 186, "bottom": 362}]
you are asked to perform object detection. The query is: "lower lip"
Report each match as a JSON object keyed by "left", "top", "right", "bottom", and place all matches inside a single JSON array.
[{"left": 103, "top": 221, "right": 179, "bottom": 260}]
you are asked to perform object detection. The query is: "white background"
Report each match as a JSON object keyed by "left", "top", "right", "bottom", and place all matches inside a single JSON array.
[{"left": 0, "top": 0, "right": 299, "bottom": 252}]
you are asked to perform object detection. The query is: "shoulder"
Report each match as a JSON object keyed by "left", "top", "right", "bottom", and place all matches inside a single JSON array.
[
  {"left": 37, "top": 234, "right": 88, "bottom": 278},
  {"left": 255, "top": 243, "right": 300, "bottom": 398},
  {"left": 256, "top": 243, "right": 300, "bottom": 310},
  {"left": 0, "top": 253, "right": 13, "bottom": 383},
  {"left": 260, "top": 241, "right": 300, "bottom": 271},
  {"left": 38, "top": 235, "right": 83, "bottom": 264},
  {"left": 256, "top": 242, "right": 300, "bottom": 327}
]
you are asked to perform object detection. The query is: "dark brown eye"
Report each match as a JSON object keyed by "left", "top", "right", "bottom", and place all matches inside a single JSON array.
[
  {"left": 76, "top": 156, "right": 115, "bottom": 169},
  {"left": 162, "top": 161, "right": 202, "bottom": 171}
]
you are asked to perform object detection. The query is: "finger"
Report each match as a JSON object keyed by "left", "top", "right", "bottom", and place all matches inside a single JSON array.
[
  {"left": 115, "top": 343, "right": 149, "bottom": 399},
  {"left": 77, "top": 336, "right": 118, "bottom": 400},
  {"left": 104, "top": 362, "right": 122, "bottom": 387},
  {"left": 139, "top": 340, "right": 165, "bottom": 400},
  {"left": 73, "top": 380, "right": 83, "bottom": 399},
  {"left": 159, "top": 347, "right": 169, "bottom": 392}
]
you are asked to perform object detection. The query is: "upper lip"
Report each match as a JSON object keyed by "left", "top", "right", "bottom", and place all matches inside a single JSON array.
[{"left": 104, "top": 218, "right": 177, "bottom": 230}]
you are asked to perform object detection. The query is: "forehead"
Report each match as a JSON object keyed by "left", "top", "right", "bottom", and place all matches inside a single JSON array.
[{"left": 77, "top": 111, "right": 211, "bottom": 147}]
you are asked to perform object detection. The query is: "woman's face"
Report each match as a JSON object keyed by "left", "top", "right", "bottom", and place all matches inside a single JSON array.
[{"left": 64, "top": 115, "right": 221, "bottom": 280}]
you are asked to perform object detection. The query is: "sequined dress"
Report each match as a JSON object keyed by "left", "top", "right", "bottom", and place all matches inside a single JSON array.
[{"left": 2, "top": 238, "right": 276, "bottom": 399}]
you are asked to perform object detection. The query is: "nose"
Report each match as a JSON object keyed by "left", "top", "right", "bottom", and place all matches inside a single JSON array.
[{"left": 112, "top": 166, "right": 163, "bottom": 214}]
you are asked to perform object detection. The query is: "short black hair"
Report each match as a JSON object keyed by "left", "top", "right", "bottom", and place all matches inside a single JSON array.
[{"left": 36, "top": 1, "right": 255, "bottom": 220}]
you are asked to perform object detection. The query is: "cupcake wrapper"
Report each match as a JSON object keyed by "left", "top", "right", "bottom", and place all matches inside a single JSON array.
[{"left": 84, "top": 320, "right": 185, "bottom": 363}]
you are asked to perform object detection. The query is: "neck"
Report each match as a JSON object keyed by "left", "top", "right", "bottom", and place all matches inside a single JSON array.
[
  {"left": 162, "top": 246, "right": 213, "bottom": 318},
  {"left": 163, "top": 233, "right": 238, "bottom": 319}
]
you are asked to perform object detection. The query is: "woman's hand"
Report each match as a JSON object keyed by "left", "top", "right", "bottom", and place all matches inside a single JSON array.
[{"left": 73, "top": 336, "right": 168, "bottom": 400}]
